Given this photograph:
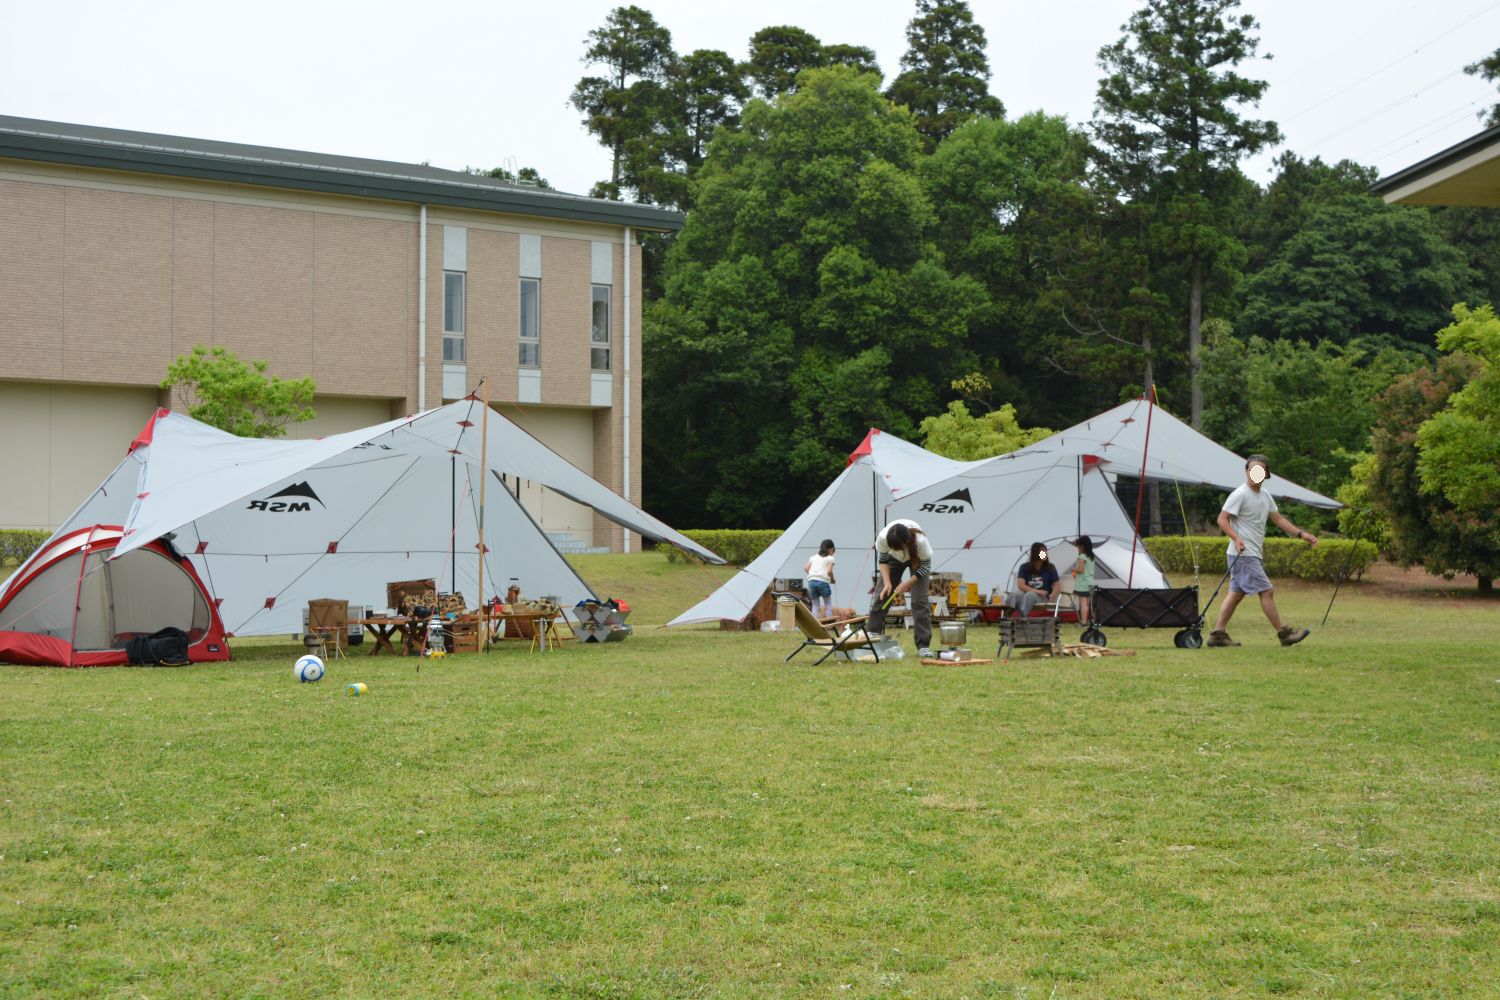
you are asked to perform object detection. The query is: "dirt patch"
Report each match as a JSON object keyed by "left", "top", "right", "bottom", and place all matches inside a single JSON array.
[{"left": 1322, "top": 560, "right": 1491, "bottom": 603}]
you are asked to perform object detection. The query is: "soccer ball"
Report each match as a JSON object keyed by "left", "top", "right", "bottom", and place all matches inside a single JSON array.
[{"left": 294, "top": 654, "right": 325, "bottom": 683}]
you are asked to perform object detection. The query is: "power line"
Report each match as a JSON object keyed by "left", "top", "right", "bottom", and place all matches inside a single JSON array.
[
  {"left": 1299, "top": 67, "right": 1468, "bottom": 151},
  {"left": 1281, "top": 1, "right": 1500, "bottom": 124},
  {"left": 1357, "top": 98, "right": 1487, "bottom": 165}
]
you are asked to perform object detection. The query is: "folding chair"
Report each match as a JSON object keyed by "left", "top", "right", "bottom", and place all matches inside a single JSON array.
[
  {"left": 307, "top": 599, "right": 349, "bottom": 661},
  {"left": 784, "top": 602, "right": 882, "bottom": 665}
]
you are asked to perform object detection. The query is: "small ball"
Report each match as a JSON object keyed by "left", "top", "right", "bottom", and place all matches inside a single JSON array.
[{"left": 294, "top": 655, "right": 325, "bottom": 683}]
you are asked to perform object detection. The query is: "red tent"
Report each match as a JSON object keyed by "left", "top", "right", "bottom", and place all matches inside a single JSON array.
[{"left": 0, "top": 525, "right": 229, "bottom": 667}]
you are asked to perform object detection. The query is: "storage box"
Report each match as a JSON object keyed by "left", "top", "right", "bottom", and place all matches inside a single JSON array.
[
  {"left": 447, "top": 618, "right": 481, "bottom": 654},
  {"left": 307, "top": 598, "right": 349, "bottom": 648},
  {"left": 387, "top": 578, "right": 437, "bottom": 613},
  {"left": 776, "top": 596, "right": 798, "bottom": 630}
]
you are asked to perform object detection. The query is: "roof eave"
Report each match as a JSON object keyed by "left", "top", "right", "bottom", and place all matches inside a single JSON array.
[
  {"left": 1371, "top": 122, "right": 1500, "bottom": 203},
  {"left": 0, "top": 132, "right": 684, "bottom": 231}
]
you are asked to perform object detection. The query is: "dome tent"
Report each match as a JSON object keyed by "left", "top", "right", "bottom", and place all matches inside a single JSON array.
[{"left": 0, "top": 525, "right": 229, "bottom": 666}]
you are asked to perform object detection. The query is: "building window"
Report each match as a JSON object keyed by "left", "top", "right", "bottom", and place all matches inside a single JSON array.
[
  {"left": 591, "top": 285, "right": 611, "bottom": 371},
  {"left": 443, "top": 271, "right": 466, "bottom": 362},
  {"left": 519, "top": 277, "right": 540, "bottom": 367}
]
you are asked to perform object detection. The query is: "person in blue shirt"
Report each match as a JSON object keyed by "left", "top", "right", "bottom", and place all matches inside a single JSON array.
[{"left": 1005, "top": 541, "right": 1060, "bottom": 615}]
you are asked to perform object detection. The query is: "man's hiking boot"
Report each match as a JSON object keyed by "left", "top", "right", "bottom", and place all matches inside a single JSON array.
[
  {"left": 1277, "top": 625, "right": 1310, "bottom": 646},
  {"left": 1206, "top": 629, "right": 1240, "bottom": 647}
]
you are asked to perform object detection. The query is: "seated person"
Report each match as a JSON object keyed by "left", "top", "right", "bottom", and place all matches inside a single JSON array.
[{"left": 1004, "top": 542, "right": 1060, "bottom": 615}]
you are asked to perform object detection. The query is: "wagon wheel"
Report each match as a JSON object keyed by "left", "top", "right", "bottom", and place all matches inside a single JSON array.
[
  {"left": 1173, "top": 628, "right": 1203, "bottom": 649},
  {"left": 1080, "top": 626, "right": 1106, "bottom": 647}
]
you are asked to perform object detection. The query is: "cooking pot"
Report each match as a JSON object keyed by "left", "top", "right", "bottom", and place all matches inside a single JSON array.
[{"left": 938, "top": 622, "right": 967, "bottom": 646}]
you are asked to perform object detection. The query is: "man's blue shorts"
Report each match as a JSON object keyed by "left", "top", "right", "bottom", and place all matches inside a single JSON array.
[{"left": 1228, "top": 554, "right": 1273, "bottom": 595}]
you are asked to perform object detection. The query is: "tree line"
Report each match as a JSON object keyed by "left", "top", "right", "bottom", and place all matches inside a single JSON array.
[{"left": 564, "top": 0, "right": 1499, "bottom": 591}]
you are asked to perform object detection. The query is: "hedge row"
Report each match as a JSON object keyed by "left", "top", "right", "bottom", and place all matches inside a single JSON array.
[
  {"left": 665, "top": 530, "right": 783, "bottom": 566},
  {"left": 1143, "top": 536, "right": 1379, "bottom": 583},
  {"left": 663, "top": 529, "right": 1377, "bottom": 585},
  {"left": 0, "top": 529, "right": 50, "bottom": 568}
]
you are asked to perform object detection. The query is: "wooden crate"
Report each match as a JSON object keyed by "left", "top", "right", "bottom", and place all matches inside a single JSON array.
[
  {"left": 447, "top": 618, "right": 481, "bottom": 655},
  {"left": 386, "top": 578, "right": 436, "bottom": 613}
]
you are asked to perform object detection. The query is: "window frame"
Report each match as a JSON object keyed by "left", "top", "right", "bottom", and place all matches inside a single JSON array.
[
  {"left": 590, "top": 284, "right": 611, "bottom": 372},
  {"left": 519, "top": 276, "right": 540, "bottom": 368},
  {"left": 442, "top": 270, "right": 466, "bottom": 363}
]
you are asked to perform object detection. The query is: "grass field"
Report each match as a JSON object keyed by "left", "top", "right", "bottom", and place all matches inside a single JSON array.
[{"left": 2, "top": 552, "right": 1498, "bottom": 998}]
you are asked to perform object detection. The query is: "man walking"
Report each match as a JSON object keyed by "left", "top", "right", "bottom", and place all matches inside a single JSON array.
[{"left": 1208, "top": 454, "right": 1319, "bottom": 647}]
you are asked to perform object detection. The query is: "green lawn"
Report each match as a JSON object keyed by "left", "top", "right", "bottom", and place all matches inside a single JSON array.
[{"left": 2, "top": 553, "right": 1498, "bottom": 998}]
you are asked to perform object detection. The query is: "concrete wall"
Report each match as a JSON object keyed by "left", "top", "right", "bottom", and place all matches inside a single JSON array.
[
  {"left": 0, "top": 382, "right": 160, "bottom": 530},
  {"left": 495, "top": 404, "right": 597, "bottom": 546}
]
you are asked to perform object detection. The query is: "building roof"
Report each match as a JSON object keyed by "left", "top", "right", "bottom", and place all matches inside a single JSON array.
[
  {"left": 0, "top": 115, "right": 684, "bottom": 230},
  {"left": 1371, "top": 122, "right": 1500, "bottom": 207}
]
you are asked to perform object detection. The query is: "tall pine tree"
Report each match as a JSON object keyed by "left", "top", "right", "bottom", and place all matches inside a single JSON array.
[
  {"left": 569, "top": 6, "right": 676, "bottom": 201},
  {"left": 886, "top": 0, "right": 1004, "bottom": 151},
  {"left": 1094, "top": 0, "right": 1280, "bottom": 427}
]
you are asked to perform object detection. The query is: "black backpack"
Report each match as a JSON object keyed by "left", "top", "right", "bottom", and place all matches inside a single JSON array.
[{"left": 125, "top": 627, "right": 190, "bottom": 666}]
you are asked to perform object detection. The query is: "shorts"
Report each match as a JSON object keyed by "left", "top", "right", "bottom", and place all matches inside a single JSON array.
[
  {"left": 807, "top": 579, "right": 832, "bottom": 599},
  {"left": 1228, "top": 555, "right": 1273, "bottom": 595}
]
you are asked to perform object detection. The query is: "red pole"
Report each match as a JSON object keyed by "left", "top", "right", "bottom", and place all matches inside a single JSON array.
[{"left": 1127, "top": 386, "right": 1157, "bottom": 587}]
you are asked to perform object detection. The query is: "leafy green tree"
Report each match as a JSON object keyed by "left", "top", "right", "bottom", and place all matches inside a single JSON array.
[
  {"left": 570, "top": 6, "right": 676, "bottom": 201},
  {"left": 1464, "top": 45, "right": 1500, "bottom": 127},
  {"left": 920, "top": 400, "right": 1050, "bottom": 459},
  {"left": 162, "top": 346, "right": 316, "bottom": 438},
  {"left": 743, "top": 26, "right": 825, "bottom": 101},
  {"left": 644, "top": 67, "right": 985, "bottom": 526},
  {"left": 1431, "top": 205, "right": 1500, "bottom": 311},
  {"left": 670, "top": 49, "right": 749, "bottom": 172},
  {"left": 1365, "top": 353, "right": 1497, "bottom": 593},
  {"left": 475, "top": 165, "right": 551, "bottom": 188},
  {"left": 1415, "top": 304, "right": 1500, "bottom": 575},
  {"left": 922, "top": 113, "right": 1101, "bottom": 424},
  {"left": 822, "top": 44, "right": 882, "bottom": 78},
  {"left": 885, "top": 0, "right": 1004, "bottom": 151},
  {"left": 1094, "top": 0, "right": 1281, "bottom": 428},
  {"left": 1240, "top": 152, "right": 1376, "bottom": 274},
  {"left": 1335, "top": 452, "right": 1391, "bottom": 551},
  {"left": 1238, "top": 194, "right": 1477, "bottom": 345}
]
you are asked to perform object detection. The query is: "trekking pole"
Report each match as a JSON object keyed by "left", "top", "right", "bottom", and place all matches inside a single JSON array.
[{"left": 1320, "top": 532, "right": 1365, "bottom": 627}]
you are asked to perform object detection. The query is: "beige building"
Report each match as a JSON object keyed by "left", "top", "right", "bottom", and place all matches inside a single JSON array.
[{"left": 0, "top": 116, "right": 682, "bottom": 551}]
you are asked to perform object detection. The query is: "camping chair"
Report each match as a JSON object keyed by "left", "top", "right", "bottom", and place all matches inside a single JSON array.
[
  {"left": 307, "top": 599, "right": 349, "bottom": 661},
  {"left": 785, "top": 602, "right": 881, "bottom": 665}
]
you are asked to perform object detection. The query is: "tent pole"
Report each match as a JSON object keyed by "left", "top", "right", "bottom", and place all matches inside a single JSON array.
[
  {"left": 1076, "top": 456, "right": 1082, "bottom": 540},
  {"left": 1127, "top": 385, "right": 1157, "bottom": 588},
  {"left": 450, "top": 454, "right": 456, "bottom": 591},
  {"left": 477, "top": 379, "right": 490, "bottom": 651}
]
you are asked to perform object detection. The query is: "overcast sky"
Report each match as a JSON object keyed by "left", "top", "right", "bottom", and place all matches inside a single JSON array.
[{"left": 3, "top": 0, "right": 1498, "bottom": 197}]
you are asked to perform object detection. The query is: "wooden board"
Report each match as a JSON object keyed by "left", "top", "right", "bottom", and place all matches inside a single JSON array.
[{"left": 920, "top": 657, "right": 993, "bottom": 666}]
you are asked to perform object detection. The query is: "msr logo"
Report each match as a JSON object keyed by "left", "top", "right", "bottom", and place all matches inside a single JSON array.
[
  {"left": 247, "top": 481, "right": 324, "bottom": 513},
  {"left": 918, "top": 488, "right": 974, "bottom": 515}
]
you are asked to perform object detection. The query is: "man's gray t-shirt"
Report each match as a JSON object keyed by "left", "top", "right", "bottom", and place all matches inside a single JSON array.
[{"left": 1223, "top": 483, "right": 1278, "bottom": 559}]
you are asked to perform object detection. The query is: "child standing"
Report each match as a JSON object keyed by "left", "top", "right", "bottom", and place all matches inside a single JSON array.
[
  {"left": 1070, "top": 537, "right": 1096, "bottom": 626},
  {"left": 804, "top": 539, "right": 836, "bottom": 619}
]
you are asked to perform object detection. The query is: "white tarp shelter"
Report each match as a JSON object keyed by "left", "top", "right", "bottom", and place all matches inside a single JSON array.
[
  {"left": 666, "top": 397, "right": 1339, "bottom": 628},
  {"left": 4, "top": 398, "right": 721, "bottom": 638}
]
